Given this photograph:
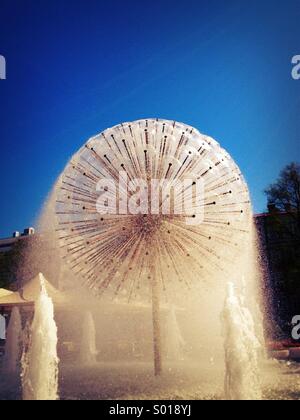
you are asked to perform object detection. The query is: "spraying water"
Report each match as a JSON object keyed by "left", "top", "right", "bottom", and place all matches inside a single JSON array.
[
  {"left": 221, "top": 282, "right": 262, "bottom": 400},
  {"left": 4, "top": 307, "right": 22, "bottom": 375},
  {"left": 79, "top": 311, "right": 98, "bottom": 365},
  {"left": 21, "top": 273, "right": 59, "bottom": 400},
  {"left": 16, "top": 119, "right": 268, "bottom": 399},
  {"left": 164, "top": 306, "right": 185, "bottom": 361}
]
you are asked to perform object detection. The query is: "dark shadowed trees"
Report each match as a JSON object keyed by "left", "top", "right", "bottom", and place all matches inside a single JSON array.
[
  {"left": 264, "top": 163, "right": 300, "bottom": 336},
  {"left": 265, "top": 162, "right": 300, "bottom": 239}
]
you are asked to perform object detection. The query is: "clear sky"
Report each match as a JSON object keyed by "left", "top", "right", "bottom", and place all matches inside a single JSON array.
[{"left": 0, "top": 0, "right": 299, "bottom": 238}]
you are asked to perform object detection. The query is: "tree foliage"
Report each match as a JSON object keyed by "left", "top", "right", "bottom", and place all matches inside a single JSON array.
[
  {"left": 264, "top": 163, "right": 300, "bottom": 333},
  {"left": 265, "top": 162, "right": 300, "bottom": 239}
]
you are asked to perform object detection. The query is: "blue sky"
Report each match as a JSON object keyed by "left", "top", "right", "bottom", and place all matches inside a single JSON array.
[{"left": 0, "top": 0, "right": 299, "bottom": 238}]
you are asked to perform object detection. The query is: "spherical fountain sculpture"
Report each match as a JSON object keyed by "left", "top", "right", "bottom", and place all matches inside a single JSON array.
[{"left": 54, "top": 119, "right": 254, "bottom": 376}]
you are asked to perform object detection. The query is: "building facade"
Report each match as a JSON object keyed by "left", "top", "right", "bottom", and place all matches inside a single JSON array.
[{"left": 256, "top": 211, "right": 300, "bottom": 338}]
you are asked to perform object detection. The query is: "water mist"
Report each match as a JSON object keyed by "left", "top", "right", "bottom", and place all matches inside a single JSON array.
[
  {"left": 222, "top": 282, "right": 262, "bottom": 400},
  {"left": 20, "top": 119, "right": 268, "bottom": 399},
  {"left": 4, "top": 307, "right": 22, "bottom": 375},
  {"left": 79, "top": 311, "right": 98, "bottom": 365}
]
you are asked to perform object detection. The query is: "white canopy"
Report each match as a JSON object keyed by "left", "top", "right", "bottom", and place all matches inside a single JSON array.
[
  {"left": 0, "top": 288, "right": 13, "bottom": 299},
  {"left": 0, "top": 273, "right": 64, "bottom": 307}
]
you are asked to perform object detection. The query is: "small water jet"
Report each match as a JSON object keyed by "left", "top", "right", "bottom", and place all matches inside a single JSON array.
[
  {"left": 4, "top": 307, "right": 22, "bottom": 375},
  {"left": 79, "top": 311, "right": 98, "bottom": 365},
  {"left": 222, "top": 282, "right": 262, "bottom": 400},
  {"left": 164, "top": 306, "right": 185, "bottom": 361},
  {"left": 21, "top": 273, "right": 59, "bottom": 401}
]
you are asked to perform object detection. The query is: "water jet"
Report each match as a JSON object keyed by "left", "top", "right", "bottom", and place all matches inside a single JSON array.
[{"left": 21, "top": 273, "right": 59, "bottom": 400}]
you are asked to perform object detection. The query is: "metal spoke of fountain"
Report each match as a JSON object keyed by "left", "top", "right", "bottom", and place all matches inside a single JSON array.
[{"left": 55, "top": 119, "right": 251, "bottom": 299}]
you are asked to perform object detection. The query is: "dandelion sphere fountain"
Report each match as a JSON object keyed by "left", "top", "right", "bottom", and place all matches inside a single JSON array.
[{"left": 54, "top": 119, "right": 254, "bottom": 376}]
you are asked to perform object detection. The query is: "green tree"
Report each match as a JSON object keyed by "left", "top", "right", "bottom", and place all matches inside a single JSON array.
[
  {"left": 265, "top": 162, "right": 300, "bottom": 240},
  {"left": 264, "top": 163, "right": 300, "bottom": 333}
]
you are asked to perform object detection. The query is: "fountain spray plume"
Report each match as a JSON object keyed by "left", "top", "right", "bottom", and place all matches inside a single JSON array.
[
  {"left": 222, "top": 282, "right": 262, "bottom": 400},
  {"left": 14, "top": 118, "right": 267, "bottom": 400},
  {"left": 21, "top": 273, "right": 59, "bottom": 400},
  {"left": 4, "top": 306, "right": 22, "bottom": 375}
]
